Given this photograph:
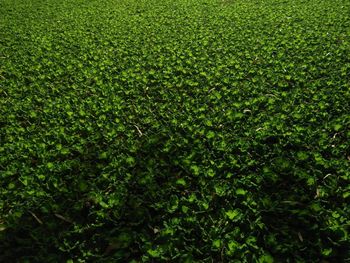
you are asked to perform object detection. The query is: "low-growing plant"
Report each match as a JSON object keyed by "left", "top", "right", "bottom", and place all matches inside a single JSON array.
[{"left": 1, "top": 0, "right": 350, "bottom": 262}]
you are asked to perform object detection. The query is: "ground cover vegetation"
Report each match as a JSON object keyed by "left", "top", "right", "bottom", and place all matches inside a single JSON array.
[{"left": 1, "top": 0, "right": 350, "bottom": 262}]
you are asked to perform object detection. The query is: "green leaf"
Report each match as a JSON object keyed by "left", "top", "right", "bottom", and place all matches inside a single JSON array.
[
  {"left": 181, "top": 205, "right": 189, "bottom": 213},
  {"left": 297, "top": 151, "right": 308, "bottom": 161},
  {"left": 148, "top": 248, "right": 161, "bottom": 258},
  {"left": 322, "top": 248, "right": 332, "bottom": 256},
  {"left": 343, "top": 192, "right": 350, "bottom": 199},
  {"left": 191, "top": 165, "right": 200, "bottom": 176},
  {"left": 225, "top": 209, "right": 240, "bottom": 220},
  {"left": 212, "top": 239, "right": 221, "bottom": 248},
  {"left": 207, "top": 168, "right": 215, "bottom": 177},
  {"left": 236, "top": 188, "right": 246, "bottom": 195},
  {"left": 259, "top": 254, "right": 274, "bottom": 263},
  {"left": 99, "top": 152, "right": 108, "bottom": 159},
  {"left": 206, "top": 131, "right": 215, "bottom": 139},
  {"left": 60, "top": 148, "right": 70, "bottom": 155},
  {"left": 126, "top": 156, "right": 135, "bottom": 166},
  {"left": 227, "top": 240, "right": 239, "bottom": 254},
  {"left": 334, "top": 124, "right": 342, "bottom": 131},
  {"left": 176, "top": 178, "right": 186, "bottom": 186}
]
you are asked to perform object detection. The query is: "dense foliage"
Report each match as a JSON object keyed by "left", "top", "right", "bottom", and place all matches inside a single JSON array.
[{"left": 1, "top": 0, "right": 350, "bottom": 262}]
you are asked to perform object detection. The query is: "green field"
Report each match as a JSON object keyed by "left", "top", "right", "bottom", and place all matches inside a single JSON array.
[{"left": 1, "top": 0, "right": 350, "bottom": 261}]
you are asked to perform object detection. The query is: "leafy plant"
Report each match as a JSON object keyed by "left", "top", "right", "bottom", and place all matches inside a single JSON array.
[{"left": 1, "top": 0, "right": 350, "bottom": 262}]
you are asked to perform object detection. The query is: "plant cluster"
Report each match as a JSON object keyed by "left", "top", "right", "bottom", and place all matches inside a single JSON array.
[{"left": 0, "top": 0, "right": 350, "bottom": 262}]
